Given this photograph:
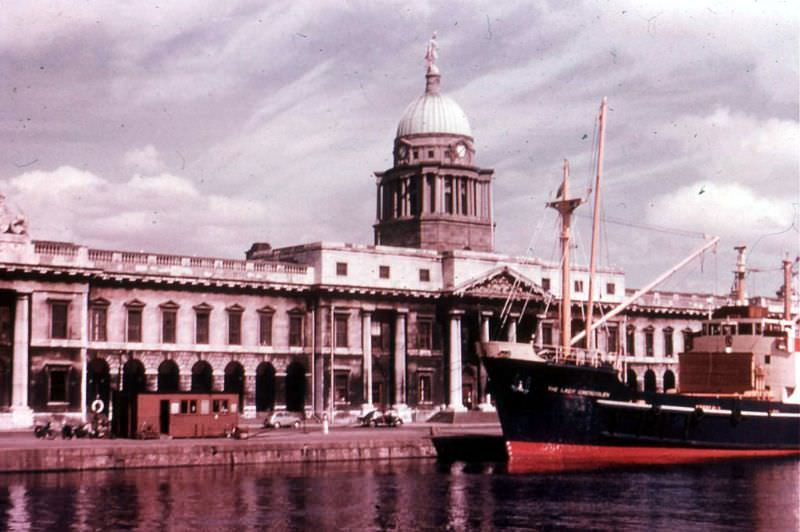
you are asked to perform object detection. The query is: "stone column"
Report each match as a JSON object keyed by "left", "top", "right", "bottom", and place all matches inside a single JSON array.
[
  {"left": 507, "top": 313, "right": 519, "bottom": 343},
  {"left": 393, "top": 309, "right": 407, "bottom": 407},
  {"left": 480, "top": 311, "right": 491, "bottom": 343},
  {"left": 479, "top": 311, "right": 492, "bottom": 406},
  {"left": 448, "top": 310, "right": 466, "bottom": 411},
  {"left": 419, "top": 175, "right": 426, "bottom": 214},
  {"left": 436, "top": 174, "right": 443, "bottom": 213},
  {"left": 80, "top": 291, "right": 89, "bottom": 421},
  {"left": 361, "top": 309, "right": 373, "bottom": 412},
  {"left": 11, "top": 293, "right": 33, "bottom": 426}
]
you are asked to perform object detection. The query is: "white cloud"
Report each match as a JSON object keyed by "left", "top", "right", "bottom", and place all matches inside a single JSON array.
[
  {"left": 123, "top": 145, "right": 165, "bottom": 174},
  {"left": 1, "top": 166, "right": 267, "bottom": 257},
  {"left": 648, "top": 181, "right": 794, "bottom": 237}
]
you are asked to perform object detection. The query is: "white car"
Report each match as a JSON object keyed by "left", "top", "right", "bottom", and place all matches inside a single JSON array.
[{"left": 263, "top": 411, "right": 303, "bottom": 429}]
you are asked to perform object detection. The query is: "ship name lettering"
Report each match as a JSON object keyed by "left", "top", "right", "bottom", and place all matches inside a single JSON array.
[{"left": 547, "top": 386, "right": 609, "bottom": 398}]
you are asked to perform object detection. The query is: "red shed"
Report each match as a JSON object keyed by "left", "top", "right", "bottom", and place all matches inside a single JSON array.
[{"left": 132, "top": 392, "right": 240, "bottom": 439}]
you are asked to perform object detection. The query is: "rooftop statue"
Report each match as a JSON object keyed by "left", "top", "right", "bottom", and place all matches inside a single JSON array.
[
  {"left": 424, "top": 32, "right": 439, "bottom": 71},
  {"left": 0, "top": 193, "right": 28, "bottom": 235}
]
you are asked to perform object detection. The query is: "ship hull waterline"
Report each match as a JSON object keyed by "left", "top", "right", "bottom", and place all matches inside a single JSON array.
[{"left": 483, "top": 356, "right": 800, "bottom": 472}]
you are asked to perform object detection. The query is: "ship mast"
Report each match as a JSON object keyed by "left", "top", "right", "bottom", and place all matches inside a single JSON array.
[
  {"left": 585, "top": 97, "right": 607, "bottom": 353},
  {"left": 783, "top": 255, "right": 793, "bottom": 321},
  {"left": 733, "top": 245, "right": 747, "bottom": 305},
  {"left": 548, "top": 159, "right": 584, "bottom": 359}
]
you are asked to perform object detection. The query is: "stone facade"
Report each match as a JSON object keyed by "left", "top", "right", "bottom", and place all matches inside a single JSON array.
[{"left": 0, "top": 233, "right": 746, "bottom": 429}]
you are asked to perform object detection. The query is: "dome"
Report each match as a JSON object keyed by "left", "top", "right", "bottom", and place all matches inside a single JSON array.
[{"left": 396, "top": 93, "right": 472, "bottom": 138}]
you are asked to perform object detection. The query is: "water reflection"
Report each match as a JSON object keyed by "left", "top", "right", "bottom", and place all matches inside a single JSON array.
[{"left": 0, "top": 458, "right": 797, "bottom": 531}]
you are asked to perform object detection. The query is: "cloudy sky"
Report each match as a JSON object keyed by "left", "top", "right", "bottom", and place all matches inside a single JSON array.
[{"left": 2, "top": 1, "right": 797, "bottom": 295}]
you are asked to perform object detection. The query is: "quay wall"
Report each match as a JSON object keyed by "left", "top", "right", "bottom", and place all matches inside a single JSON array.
[{"left": 0, "top": 438, "right": 438, "bottom": 474}]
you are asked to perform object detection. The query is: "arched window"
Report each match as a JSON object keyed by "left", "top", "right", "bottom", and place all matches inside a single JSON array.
[
  {"left": 191, "top": 360, "right": 213, "bottom": 392},
  {"left": 122, "top": 359, "right": 147, "bottom": 395},
  {"left": 663, "top": 370, "right": 676, "bottom": 392},
  {"left": 285, "top": 362, "right": 306, "bottom": 412},
  {"left": 644, "top": 369, "right": 657, "bottom": 393},
  {"left": 86, "top": 357, "right": 110, "bottom": 408},
  {"left": 224, "top": 361, "right": 245, "bottom": 410},
  {"left": 255, "top": 362, "right": 276, "bottom": 412},
  {"left": 626, "top": 368, "right": 638, "bottom": 392},
  {"left": 158, "top": 359, "right": 180, "bottom": 392}
]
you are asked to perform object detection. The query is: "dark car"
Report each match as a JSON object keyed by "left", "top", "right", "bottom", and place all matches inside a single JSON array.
[
  {"left": 357, "top": 409, "right": 381, "bottom": 427},
  {"left": 359, "top": 409, "right": 403, "bottom": 428},
  {"left": 263, "top": 411, "right": 303, "bottom": 429}
]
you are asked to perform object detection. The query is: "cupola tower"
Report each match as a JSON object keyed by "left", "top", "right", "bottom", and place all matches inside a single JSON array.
[{"left": 373, "top": 34, "right": 494, "bottom": 252}]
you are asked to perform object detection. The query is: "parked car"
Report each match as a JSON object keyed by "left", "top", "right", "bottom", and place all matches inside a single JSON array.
[
  {"left": 359, "top": 409, "right": 403, "bottom": 428},
  {"left": 357, "top": 409, "right": 381, "bottom": 427},
  {"left": 263, "top": 411, "right": 303, "bottom": 429}
]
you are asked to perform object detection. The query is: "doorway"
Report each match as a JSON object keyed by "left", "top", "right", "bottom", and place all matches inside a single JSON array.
[{"left": 159, "top": 400, "right": 170, "bottom": 434}]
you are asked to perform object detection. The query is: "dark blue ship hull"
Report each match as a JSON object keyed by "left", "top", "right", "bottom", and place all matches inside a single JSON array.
[{"left": 483, "top": 356, "right": 800, "bottom": 469}]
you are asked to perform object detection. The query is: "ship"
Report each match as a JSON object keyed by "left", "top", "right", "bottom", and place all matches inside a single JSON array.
[{"left": 480, "top": 100, "right": 800, "bottom": 471}]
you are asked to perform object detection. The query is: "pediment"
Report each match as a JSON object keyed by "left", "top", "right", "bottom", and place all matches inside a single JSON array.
[{"left": 452, "top": 266, "right": 545, "bottom": 300}]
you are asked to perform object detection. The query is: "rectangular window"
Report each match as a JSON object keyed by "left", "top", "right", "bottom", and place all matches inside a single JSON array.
[
  {"left": 664, "top": 329, "right": 674, "bottom": 357},
  {"left": 228, "top": 312, "right": 242, "bottom": 345},
  {"left": 51, "top": 301, "right": 68, "bottom": 339},
  {"left": 127, "top": 308, "right": 142, "bottom": 343},
  {"left": 428, "top": 149, "right": 434, "bottom": 158},
  {"left": 336, "top": 262, "right": 348, "bottom": 276},
  {"left": 626, "top": 326, "right": 636, "bottom": 356},
  {"left": 574, "top": 280, "right": 584, "bottom": 293},
  {"left": 408, "top": 178, "right": 418, "bottom": 215},
  {"left": 162, "top": 310, "right": 177, "bottom": 344},
  {"left": 335, "top": 373, "right": 349, "bottom": 403},
  {"left": 460, "top": 180, "right": 468, "bottom": 215},
  {"left": 371, "top": 320, "right": 391, "bottom": 351},
  {"left": 541, "top": 278, "right": 551, "bottom": 291},
  {"left": 90, "top": 306, "right": 107, "bottom": 342},
  {"left": 196, "top": 312, "right": 210, "bottom": 344},
  {"left": 418, "top": 320, "right": 433, "bottom": 350},
  {"left": 47, "top": 366, "right": 69, "bottom": 403},
  {"left": 645, "top": 329, "right": 654, "bottom": 357},
  {"left": 419, "top": 374, "right": 432, "bottom": 403},
  {"left": 607, "top": 326, "right": 619, "bottom": 353},
  {"left": 606, "top": 282, "right": 616, "bottom": 295},
  {"left": 334, "top": 314, "right": 348, "bottom": 348},
  {"left": 289, "top": 315, "right": 303, "bottom": 347},
  {"left": 541, "top": 324, "right": 553, "bottom": 347},
  {"left": 379, "top": 265, "right": 390, "bottom": 279},
  {"left": 259, "top": 313, "right": 273, "bottom": 346},
  {"left": 419, "top": 268, "right": 430, "bottom": 282},
  {"left": 683, "top": 330, "right": 693, "bottom": 352}
]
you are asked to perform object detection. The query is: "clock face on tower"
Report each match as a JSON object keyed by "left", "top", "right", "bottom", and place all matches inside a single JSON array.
[
  {"left": 397, "top": 145, "right": 408, "bottom": 159},
  {"left": 455, "top": 143, "right": 467, "bottom": 159}
]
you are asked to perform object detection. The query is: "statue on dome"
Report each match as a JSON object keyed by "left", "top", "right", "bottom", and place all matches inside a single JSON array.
[{"left": 424, "top": 32, "right": 439, "bottom": 69}]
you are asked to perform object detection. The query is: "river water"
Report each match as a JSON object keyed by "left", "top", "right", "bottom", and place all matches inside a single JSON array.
[{"left": 0, "top": 457, "right": 797, "bottom": 531}]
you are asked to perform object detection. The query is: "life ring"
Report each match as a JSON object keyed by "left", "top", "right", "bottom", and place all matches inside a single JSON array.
[{"left": 91, "top": 399, "right": 105, "bottom": 414}]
